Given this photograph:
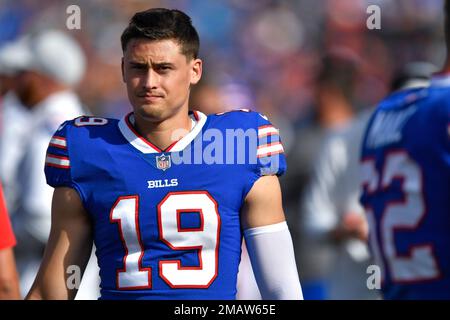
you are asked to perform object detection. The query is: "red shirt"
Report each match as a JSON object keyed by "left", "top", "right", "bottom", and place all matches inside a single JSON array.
[{"left": 0, "top": 184, "right": 16, "bottom": 249}]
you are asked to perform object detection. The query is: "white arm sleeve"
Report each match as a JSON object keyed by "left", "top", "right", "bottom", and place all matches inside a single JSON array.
[{"left": 244, "top": 221, "right": 303, "bottom": 300}]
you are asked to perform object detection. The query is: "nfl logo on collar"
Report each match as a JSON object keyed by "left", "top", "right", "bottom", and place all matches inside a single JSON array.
[{"left": 156, "top": 154, "right": 171, "bottom": 171}]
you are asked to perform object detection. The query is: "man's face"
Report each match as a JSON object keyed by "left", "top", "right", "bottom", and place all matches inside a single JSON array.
[
  {"left": 122, "top": 38, "right": 202, "bottom": 122},
  {"left": 14, "top": 70, "right": 39, "bottom": 108}
]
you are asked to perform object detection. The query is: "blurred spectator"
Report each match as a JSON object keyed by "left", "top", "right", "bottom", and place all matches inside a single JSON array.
[
  {"left": 0, "top": 0, "right": 445, "bottom": 120},
  {"left": 299, "top": 113, "right": 375, "bottom": 300},
  {"left": 0, "top": 183, "right": 20, "bottom": 300},
  {"left": 293, "top": 49, "right": 361, "bottom": 299},
  {"left": 0, "top": 29, "right": 99, "bottom": 299},
  {"left": 0, "top": 37, "right": 32, "bottom": 208}
]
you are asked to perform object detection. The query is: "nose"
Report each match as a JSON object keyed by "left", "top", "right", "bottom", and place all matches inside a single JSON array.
[{"left": 143, "top": 68, "right": 159, "bottom": 90}]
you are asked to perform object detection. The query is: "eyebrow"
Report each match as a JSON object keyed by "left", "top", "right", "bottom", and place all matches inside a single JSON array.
[
  {"left": 128, "top": 61, "right": 175, "bottom": 68},
  {"left": 152, "top": 62, "right": 175, "bottom": 68},
  {"left": 129, "top": 61, "right": 148, "bottom": 67}
]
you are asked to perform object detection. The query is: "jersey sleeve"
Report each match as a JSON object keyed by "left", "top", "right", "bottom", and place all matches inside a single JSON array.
[
  {"left": 44, "top": 121, "right": 77, "bottom": 189},
  {"left": 436, "top": 97, "right": 450, "bottom": 170},
  {"left": 255, "top": 113, "right": 287, "bottom": 177},
  {"left": 444, "top": 106, "right": 450, "bottom": 172},
  {"left": 0, "top": 184, "right": 16, "bottom": 249}
]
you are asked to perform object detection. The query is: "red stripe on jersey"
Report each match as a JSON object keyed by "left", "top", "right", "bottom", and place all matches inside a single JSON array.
[
  {"left": 257, "top": 141, "right": 282, "bottom": 149},
  {"left": 258, "top": 125, "right": 274, "bottom": 130}
]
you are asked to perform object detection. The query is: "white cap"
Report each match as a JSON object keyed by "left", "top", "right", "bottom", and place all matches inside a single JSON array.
[
  {"left": 0, "top": 36, "right": 32, "bottom": 76},
  {"left": 0, "top": 30, "right": 86, "bottom": 86}
]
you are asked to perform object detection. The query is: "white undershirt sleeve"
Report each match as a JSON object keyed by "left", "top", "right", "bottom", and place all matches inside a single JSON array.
[{"left": 244, "top": 221, "right": 303, "bottom": 300}]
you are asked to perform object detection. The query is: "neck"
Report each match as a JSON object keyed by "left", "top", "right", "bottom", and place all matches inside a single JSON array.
[
  {"left": 318, "top": 91, "right": 354, "bottom": 129},
  {"left": 320, "top": 104, "right": 353, "bottom": 129},
  {"left": 133, "top": 109, "right": 192, "bottom": 151}
]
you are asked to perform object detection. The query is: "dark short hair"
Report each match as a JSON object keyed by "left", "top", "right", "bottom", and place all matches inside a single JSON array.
[
  {"left": 317, "top": 49, "right": 360, "bottom": 102},
  {"left": 120, "top": 8, "right": 200, "bottom": 59}
]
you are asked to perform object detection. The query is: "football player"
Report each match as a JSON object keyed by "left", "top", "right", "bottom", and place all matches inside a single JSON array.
[
  {"left": 359, "top": 1, "right": 450, "bottom": 299},
  {"left": 26, "top": 8, "right": 302, "bottom": 300}
]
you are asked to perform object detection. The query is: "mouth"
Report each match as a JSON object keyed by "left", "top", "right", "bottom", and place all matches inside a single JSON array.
[{"left": 138, "top": 94, "right": 164, "bottom": 102}]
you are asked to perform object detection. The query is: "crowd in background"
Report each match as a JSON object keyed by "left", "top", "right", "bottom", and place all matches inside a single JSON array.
[
  {"left": 0, "top": 0, "right": 446, "bottom": 299},
  {"left": 0, "top": 0, "right": 445, "bottom": 117}
]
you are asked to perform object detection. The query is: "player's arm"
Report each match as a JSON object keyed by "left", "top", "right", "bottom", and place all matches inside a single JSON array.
[
  {"left": 26, "top": 187, "right": 93, "bottom": 300},
  {"left": 241, "top": 175, "right": 303, "bottom": 300},
  {"left": 0, "top": 248, "right": 20, "bottom": 299}
]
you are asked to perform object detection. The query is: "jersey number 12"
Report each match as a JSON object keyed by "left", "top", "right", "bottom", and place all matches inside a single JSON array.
[{"left": 361, "top": 151, "right": 440, "bottom": 283}]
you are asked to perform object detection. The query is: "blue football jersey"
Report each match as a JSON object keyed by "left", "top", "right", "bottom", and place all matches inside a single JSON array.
[
  {"left": 44, "top": 109, "right": 286, "bottom": 300},
  {"left": 360, "top": 76, "right": 450, "bottom": 299}
]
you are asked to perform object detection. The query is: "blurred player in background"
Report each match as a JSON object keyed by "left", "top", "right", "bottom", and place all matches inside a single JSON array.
[
  {"left": 0, "top": 30, "right": 100, "bottom": 299},
  {"left": 301, "top": 58, "right": 436, "bottom": 300},
  {"left": 360, "top": 0, "right": 450, "bottom": 299},
  {"left": 27, "top": 8, "right": 302, "bottom": 300},
  {"left": 0, "top": 183, "right": 20, "bottom": 299}
]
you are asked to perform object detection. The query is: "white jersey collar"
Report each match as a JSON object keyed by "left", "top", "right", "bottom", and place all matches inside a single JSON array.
[{"left": 118, "top": 110, "right": 207, "bottom": 154}]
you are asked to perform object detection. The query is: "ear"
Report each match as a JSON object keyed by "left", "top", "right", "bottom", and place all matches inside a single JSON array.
[
  {"left": 121, "top": 57, "right": 125, "bottom": 83},
  {"left": 190, "top": 58, "right": 202, "bottom": 85}
]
